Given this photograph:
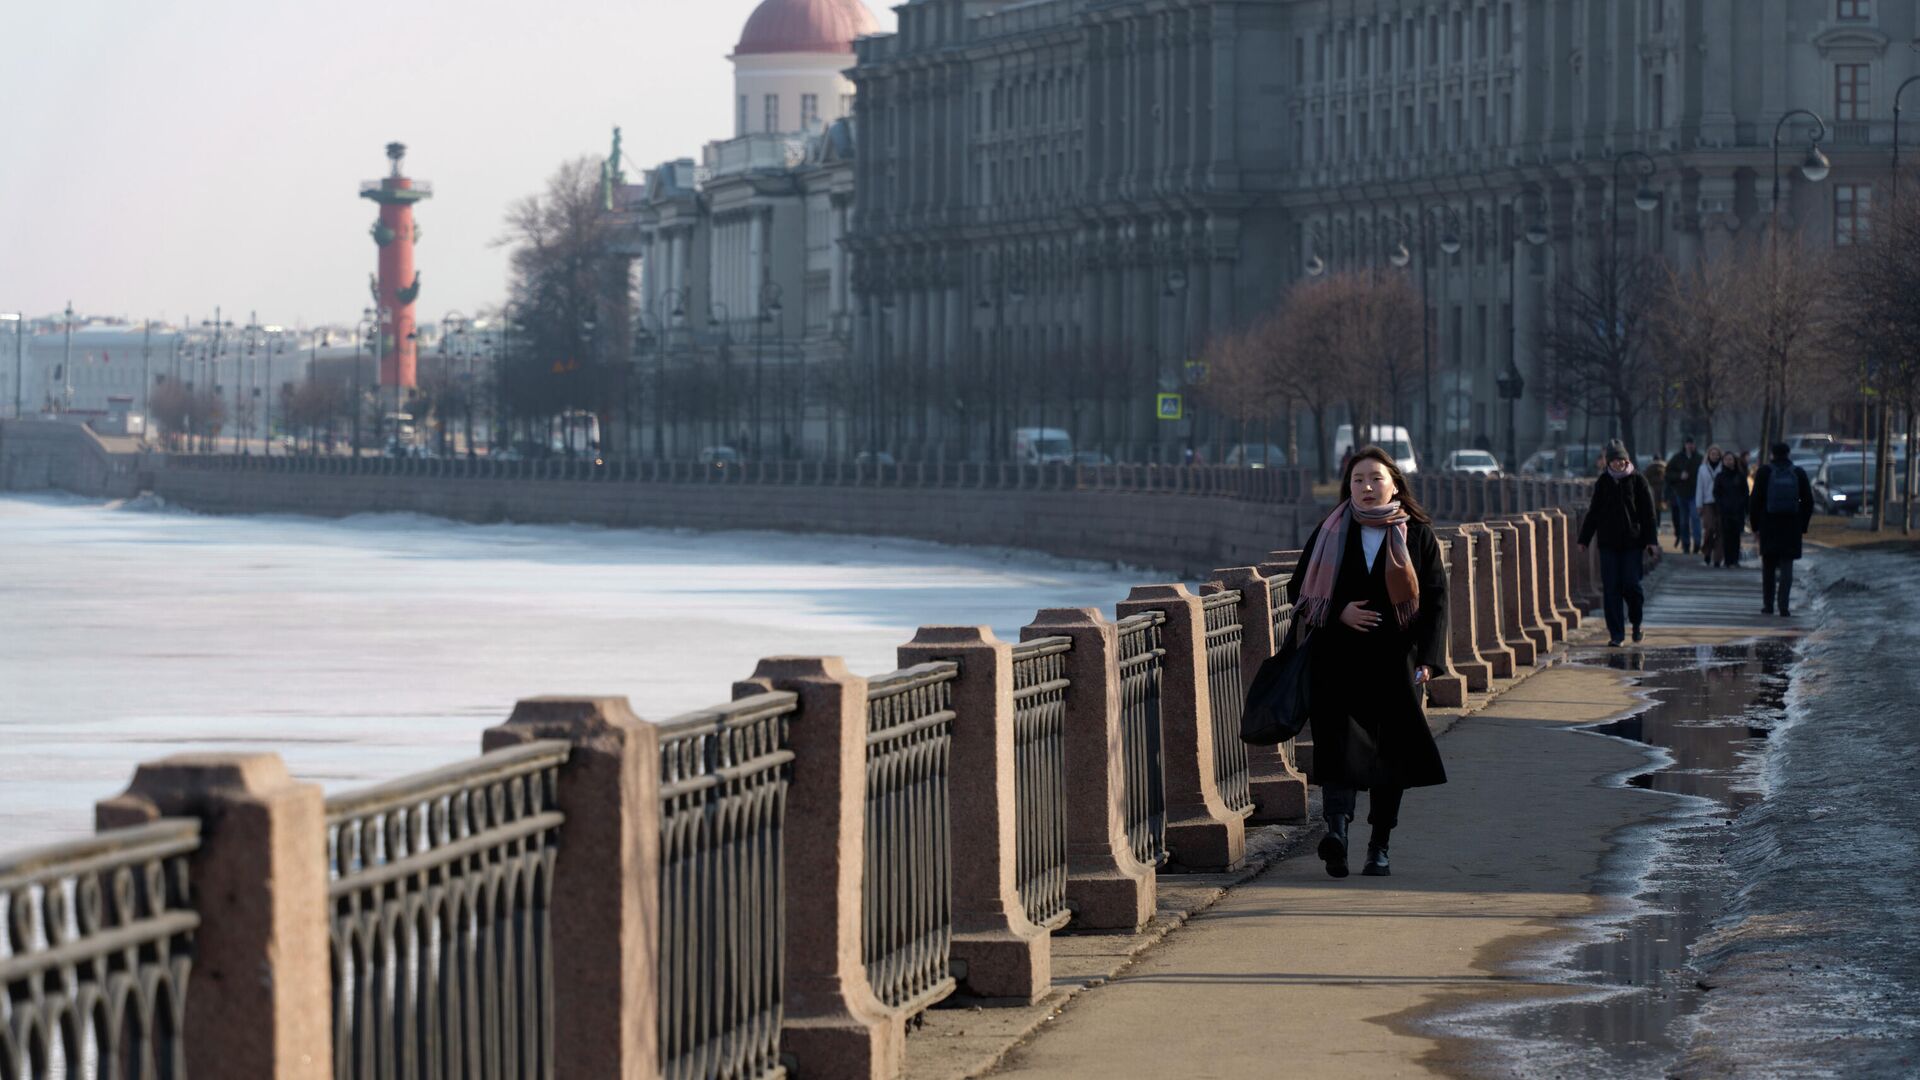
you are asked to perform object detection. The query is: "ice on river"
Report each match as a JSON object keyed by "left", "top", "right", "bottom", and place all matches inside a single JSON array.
[{"left": 0, "top": 494, "right": 1151, "bottom": 846}]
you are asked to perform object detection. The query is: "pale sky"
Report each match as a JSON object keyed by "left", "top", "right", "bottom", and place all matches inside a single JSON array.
[{"left": 0, "top": 0, "right": 889, "bottom": 329}]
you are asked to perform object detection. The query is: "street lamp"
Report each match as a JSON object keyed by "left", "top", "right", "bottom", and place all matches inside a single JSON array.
[
  {"left": 1507, "top": 192, "right": 1550, "bottom": 470},
  {"left": 1305, "top": 224, "right": 1328, "bottom": 277},
  {"left": 653, "top": 286, "right": 688, "bottom": 458},
  {"left": 1895, "top": 75, "right": 1920, "bottom": 211},
  {"left": 1410, "top": 203, "right": 1464, "bottom": 463},
  {"left": 1609, "top": 149, "right": 1662, "bottom": 276},
  {"left": 753, "top": 276, "right": 784, "bottom": 460},
  {"left": 1771, "top": 108, "right": 1832, "bottom": 229}
]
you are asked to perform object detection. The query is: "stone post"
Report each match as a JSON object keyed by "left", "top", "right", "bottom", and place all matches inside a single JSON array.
[
  {"left": 1498, "top": 517, "right": 1553, "bottom": 653},
  {"left": 1520, "top": 513, "right": 1568, "bottom": 643},
  {"left": 1421, "top": 533, "right": 1469, "bottom": 707},
  {"left": 1115, "top": 584, "right": 1246, "bottom": 871},
  {"left": 1209, "top": 568, "right": 1308, "bottom": 822},
  {"left": 1460, "top": 522, "right": 1516, "bottom": 678},
  {"left": 734, "top": 657, "right": 903, "bottom": 1079},
  {"left": 1433, "top": 527, "right": 1491, "bottom": 691},
  {"left": 896, "top": 627, "right": 1050, "bottom": 1004},
  {"left": 96, "top": 754, "right": 331, "bottom": 1080},
  {"left": 1485, "top": 519, "right": 1542, "bottom": 663},
  {"left": 482, "top": 697, "right": 661, "bottom": 1080},
  {"left": 1022, "top": 608, "right": 1156, "bottom": 931},
  {"left": 1542, "top": 508, "right": 1582, "bottom": 630}
]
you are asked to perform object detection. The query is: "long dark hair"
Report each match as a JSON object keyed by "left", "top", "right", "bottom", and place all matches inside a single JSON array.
[{"left": 1339, "top": 445, "right": 1431, "bottom": 524}]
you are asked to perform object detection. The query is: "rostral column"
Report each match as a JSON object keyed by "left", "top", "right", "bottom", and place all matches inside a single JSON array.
[{"left": 360, "top": 142, "right": 432, "bottom": 404}]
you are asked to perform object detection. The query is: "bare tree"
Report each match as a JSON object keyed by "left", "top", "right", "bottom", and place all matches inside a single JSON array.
[
  {"left": 1836, "top": 181, "right": 1920, "bottom": 530},
  {"left": 1656, "top": 255, "right": 1743, "bottom": 445},
  {"left": 1725, "top": 233, "right": 1842, "bottom": 450},
  {"left": 1538, "top": 246, "right": 1662, "bottom": 454}
]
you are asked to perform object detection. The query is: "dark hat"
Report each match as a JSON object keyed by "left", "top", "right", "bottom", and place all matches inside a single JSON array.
[{"left": 1604, "top": 438, "right": 1629, "bottom": 461}]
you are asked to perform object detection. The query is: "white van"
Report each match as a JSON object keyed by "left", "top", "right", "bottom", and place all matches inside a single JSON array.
[
  {"left": 1333, "top": 424, "right": 1419, "bottom": 474},
  {"left": 1012, "top": 427, "right": 1074, "bottom": 465}
]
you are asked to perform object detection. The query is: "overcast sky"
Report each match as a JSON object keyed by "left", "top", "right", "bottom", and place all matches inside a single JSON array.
[{"left": 0, "top": 0, "right": 888, "bottom": 329}]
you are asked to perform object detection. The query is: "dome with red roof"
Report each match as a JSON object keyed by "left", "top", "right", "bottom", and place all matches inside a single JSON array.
[{"left": 734, "top": 0, "right": 878, "bottom": 56}]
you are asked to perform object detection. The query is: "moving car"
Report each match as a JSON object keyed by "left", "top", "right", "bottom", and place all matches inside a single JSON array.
[
  {"left": 1012, "top": 427, "right": 1074, "bottom": 465},
  {"left": 1812, "top": 453, "right": 1908, "bottom": 515},
  {"left": 1072, "top": 450, "right": 1114, "bottom": 466},
  {"left": 1442, "top": 449, "right": 1501, "bottom": 476},
  {"left": 1333, "top": 424, "right": 1418, "bottom": 474},
  {"left": 698, "top": 445, "right": 740, "bottom": 467},
  {"left": 1224, "top": 443, "right": 1289, "bottom": 468}
]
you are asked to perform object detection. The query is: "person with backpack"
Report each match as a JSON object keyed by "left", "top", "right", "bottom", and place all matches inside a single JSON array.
[
  {"left": 1749, "top": 442, "right": 1815, "bottom": 616},
  {"left": 1577, "top": 440, "right": 1660, "bottom": 647},
  {"left": 1666, "top": 437, "right": 1704, "bottom": 554},
  {"left": 1713, "top": 451, "right": 1750, "bottom": 567}
]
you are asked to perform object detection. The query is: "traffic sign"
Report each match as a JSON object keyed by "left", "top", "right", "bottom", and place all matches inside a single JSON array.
[{"left": 1156, "top": 393, "right": 1184, "bottom": 421}]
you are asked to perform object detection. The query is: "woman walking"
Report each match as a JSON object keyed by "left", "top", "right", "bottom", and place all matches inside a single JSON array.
[
  {"left": 1577, "top": 440, "right": 1660, "bottom": 647},
  {"left": 1286, "top": 446, "right": 1448, "bottom": 879},
  {"left": 1697, "top": 445, "right": 1726, "bottom": 566},
  {"left": 1713, "top": 451, "right": 1750, "bottom": 567}
]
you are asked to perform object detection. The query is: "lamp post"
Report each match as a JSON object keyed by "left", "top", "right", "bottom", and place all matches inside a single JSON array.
[
  {"left": 1, "top": 313, "right": 20, "bottom": 419},
  {"left": 61, "top": 302, "right": 74, "bottom": 414},
  {"left": 872, "top": 292, "right": 894, "bottom": 461},
  {"left": 754, "top": 276, "right": 784, "bottom": 460},
  {"left": 1305, "top": 223, "right": 1329, "bottom": 277},
  {"left": 1161, "top": 267, "right": 1191, "bottom": 461},
  {"left": 1505, "top": 193, "right": 1550, "bottom": 470},
  {"left": 1406, "top": 205, "right": 1463, "bottom": 463},
  {"left": 978, "top": 261, "right": 1024, "bottom": 462},
  {"left": 655, "top": 286, "right": 688, "bottom": 458},
  {"left": 1767, "top": 109, "right": 1832, "bottom": 447},
  {"left": 1608, "top": 150, "right": 1662, "bottom": 282}
]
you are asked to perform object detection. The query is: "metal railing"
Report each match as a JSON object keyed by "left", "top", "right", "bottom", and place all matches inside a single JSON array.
[
  {"left": 1203, "top": 592, "right": 1254, "bottom": 816},
  {"left": 0, "top": 820, "right": 200, "bottom": 1080},
  {"left": 166, "top": 453, "right": 1320, "bottom": 505},
  {"left": 1010, "top": 637, "right": 1072, "bottom": 931},
  {"left": 325, "top": 741, "right": 569, "bottom": 1080},
  {"left": 862, "top": 663, "right": 958, "bottom": 1015},
  {"left": 1115, "top": 612, "right": 1169, "bottom": 869},
  {"left": 1270, "top": 600, "right": 1298, "bottom": 654},
  {"left": 657, "top": 693, "right": 797, "bottom": 1080}
]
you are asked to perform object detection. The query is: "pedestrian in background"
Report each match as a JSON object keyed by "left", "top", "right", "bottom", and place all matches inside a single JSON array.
[
  {"left": 1666, "top": 437, "right": 1704, "bottom": 554},
  {"left": 1578, "top": 440, "right": 1660, "bottom": 647},
  {"left": 1286, "top": 446, "right": 1449, "bottom": 880},
  {"left": 1697, "top": 445, "right": 1726, "bottom": 566},
  {"left": 1750, "top": 442, "right": 1815, "bottom": 616},
  {"left": 1713, "top": 450, "right": 1750, "bottom": 567}
]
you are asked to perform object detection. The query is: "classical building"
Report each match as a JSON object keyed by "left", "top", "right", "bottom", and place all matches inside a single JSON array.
[
  {"left": 848, "top": 0, "right": 1920, "bottom": 466},
  {"left": 610, "top": 0, "right": 872, "bottom": 459}
]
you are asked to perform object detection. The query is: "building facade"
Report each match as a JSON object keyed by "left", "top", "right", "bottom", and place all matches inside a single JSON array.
[{"left": 849, "top": 0, "right": 1920, "bottom": 466}]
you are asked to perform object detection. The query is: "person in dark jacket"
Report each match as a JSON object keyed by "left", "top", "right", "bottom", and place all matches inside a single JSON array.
[
  {"left": 1578, "top": 439, "right": 1660, "bottom": 647},
  {"left": 1666, "top": 437, "right": 1704, "bottom": 554},
  {"left": 1286, "top": 446, "right": 1448, "bottom": 879},
  {"left": 1749, "top": 442, "right": 1815, "bottom": 616},
  {"left": 1713, "top": 452, "right": 1750, "bottom": 567}
]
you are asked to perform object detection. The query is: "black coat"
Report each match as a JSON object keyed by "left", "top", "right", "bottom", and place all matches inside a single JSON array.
[
  {"left": 1713, "top": 466, "right": 1750, "bottom": 531},
  {"left": 1286, "top": 517, "right": 1449, "bottom": 791},
  {"left": 1749, "top": 461, "right": 1815, "bottom": 560},
  {"left": 1578, "top": 471, "right": 1658, "bottom": 551},
  {"left": 1665, "top": 450, "right": 1703, "bottom": 499}
]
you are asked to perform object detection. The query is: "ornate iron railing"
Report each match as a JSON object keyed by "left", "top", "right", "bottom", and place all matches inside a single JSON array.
[
  {"left": 1270, "top": 599, "right": 1297, "bottom": 650},
  {"left": 1203, "top": 592, "right": 1254, "bottom": 815},
  {"left": 1115, "top": 612, "right": 1169, "bottom": 868},
  {"left": 862, "top": 664, "right": 957, "bottom": 1015},
  {"left": 657, "top": 693, "right": 796, "bottom": 1080},
  {"left": 1009, "top": 637, "right": 1071, "bottom": 931},
  {"left": 325, "top": 741, "right": 568, "bottom": 1080},
  {"left": 0, "top": 821, "right": 199, "bottom": 1080}
]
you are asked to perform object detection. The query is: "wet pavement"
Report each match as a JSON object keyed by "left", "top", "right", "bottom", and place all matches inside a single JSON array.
[{"left": 1438, "top": 640, "right": 1796, "bottom": 1076}]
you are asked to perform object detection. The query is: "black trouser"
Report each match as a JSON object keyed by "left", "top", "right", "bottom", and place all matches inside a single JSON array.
[
  {"left": 1597, "top": 545, "right": 1646, "bottom": 642},
  {"left": 1719, "top": 517, "right": 1744, "bottom": 566},
  {"left": 1322, "top": 785, "right": 1404, "bottom": 840},
  {"left": 1763, "top": 554, "right": 1796, "bottom": 613}
]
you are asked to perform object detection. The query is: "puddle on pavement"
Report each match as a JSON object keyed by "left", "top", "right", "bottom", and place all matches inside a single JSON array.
[{"left": 1451, "top": 640, "right": 1794, "bottom": 1076}]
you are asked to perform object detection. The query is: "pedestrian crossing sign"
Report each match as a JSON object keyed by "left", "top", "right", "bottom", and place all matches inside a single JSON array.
[{"left": 1156, "top": 393, "right": 1184, "bottom": 421}]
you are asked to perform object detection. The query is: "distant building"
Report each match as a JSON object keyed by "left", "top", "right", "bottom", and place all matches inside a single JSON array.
[{"left": 606, "top": 0, "right": 872, "bottom": 459}]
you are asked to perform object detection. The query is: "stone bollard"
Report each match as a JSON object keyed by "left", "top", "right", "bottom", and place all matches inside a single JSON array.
[
  {"left": 1115, "top": 585, "right": 1247, "bottom": 872},
  {"left": 97, "top": 754, "right": 332, "bottom": 1080},
  {"left": 1499, "top": 516, "right": 1554, "bottom": 654},
  {"left": 1433, "top": 526, "right": 1491, "bottom": 691},
  {"left": 1520, "top": 513, "right": 1569, "bottom": 643},
  {"left": 1484, "top": 519, "right": 1542, "bottom": 664},
  {"left": 1542, "top": 508, "right": 1582, "bottom": 630},
  {"left": 1421, "top": 534, "right": 1469, "bottom": 708},
  {"left": 1023, "top": 608, "right": 1157, "bottom": 931},
  {"left": 1208, "top": 568, "right": 1309, "bottom": 822},
  {"left": 1460, "top": 522, "right": 1517, "bottom": 678},
  {"left": 897, "top": 627, "right": 1051, "bottom": 1004},
  {"left": 482, "top": 697, "right": 662, "bottom": 1080},
  {"left": 732, "top": 658, "right": 904, "bottom": 1079}
]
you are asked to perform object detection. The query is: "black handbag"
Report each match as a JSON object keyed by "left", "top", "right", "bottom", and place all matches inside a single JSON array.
[{"left": 1240, "top": 624, "right": 1313, "bottom": 745}]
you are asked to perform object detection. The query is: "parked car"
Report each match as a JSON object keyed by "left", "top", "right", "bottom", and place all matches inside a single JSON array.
[
  {"left": 1811, "top": 453, "right": 1908, "bottom": 515},
  {"left": 698, "top": 445, "right": 740, "bottom": 467},
  {"left": 1012, "top": 427, "right": 1074, "bottom": 465},
  {"left": 853, "top": 450, "right": 896, "bottom": 467},
  {"left": 1333, "top": 424, "right": 1418, "bottom": 474},
  {"left": 1224, "top": 443, "right": 1289, "bottom": 468},
  {"left": 1072, "top": 450, "right": 1114, "bottom": 466},
  {"left": 1519, "top": 444, "right": 1603, "bottom": 478},
  {"left": 1785, "top": 432, "right": 1836, "bottom": 457},
  {"left": 1443, "top": 449, "right": 1501, "bottom": 476}
]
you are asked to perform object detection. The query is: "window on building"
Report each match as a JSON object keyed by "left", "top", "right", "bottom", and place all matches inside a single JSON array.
[
  {"left": 1428, "top": 15, "right": 1440, "bottom": 63},
  {"left": 1405, "top": 19, "right": 1416, "bottom": 67},
  {"left": 1403, "top": 104, "right": 1415, "bottom": 152},
  {"left": 1337, "top": 30, "right": 1348, "bottom": 78},
  {"left": 1314, "top": 117, "right": 1326, "bottom": 160},
  {"left": 1499, "top": 91, "right": 1513, "bottom": 144},
  {"left": 764, "top": 94, "right": 780, "bottom": 132},
  {"left": 1476, "top": 9, "right": 1489, "bottom": 56},
  {"left": 1360, "top": 27, "right": 1372, "bottom": 75},
  {"left": 801, "top": 93, "right": 820, "bottom": 128},
  {"left": 1502, "top": 3, "right": 1515, "bottom": 52},
  {"left": 1426, "top": 103, "right": 1439, "bottom": 150},
  {"left": 1336, "top": 114, "right": 1348, "bottom": 159},
  {"left": 1475, "top": 94, "right": 1487, "bottom": 144},
  {"left": 1836, "top": 63, "right": 1869, "bottom": 120},
  {"left": 1651, "top": 73, "right": 1665, "bottom": 130},
  {"left": 738, "top": 95, "right": 748, "bottom": 136},
  {"left": 1450, "top": 99, "right": 1463, "bottom": 147},
  {"left": 1837, "top": 0, "right": 1871, "bottom": 19},
  {"left": 1835, "top": 184, "right": 1871, "bottom": 244},
  {"left": 1453, "top": 11, "right": 1465, "bottom": 59},
  {"left": 1382, "top": 23, "right": 1394, "bottom": 69},
  {"left": 1295, "top": 119, "right": 1306, "bottom": 162},
  {"left": 1295, "top": 36, "right": 1306, "bottom": 79},
  {"left": 1316, "top": 36, "right": 1327, "bottom": 81},
  {"left": 1651, "top": 0, "right": 1665, "bottom": 31}
]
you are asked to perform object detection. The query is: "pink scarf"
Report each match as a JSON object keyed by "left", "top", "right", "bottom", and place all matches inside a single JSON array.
[
  {"left": 1297, "top": 501, "right": 1420, "bottom": 630},
  {"left": 1608, "top": 460, "right": 1634, "bottom": 478}
]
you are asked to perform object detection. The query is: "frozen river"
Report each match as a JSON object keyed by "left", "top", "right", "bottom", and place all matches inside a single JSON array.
[{"left": 0, "top": 494, "right": 1149, "bottom": 845}]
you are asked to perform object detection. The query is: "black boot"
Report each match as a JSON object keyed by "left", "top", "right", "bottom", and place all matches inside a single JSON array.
[
  {"left": 1317, "top": 813, "right": 1350, "bottom": 878},
  {"left": 1362, "top": 826, "right": 1392, "bottom": 876}
]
